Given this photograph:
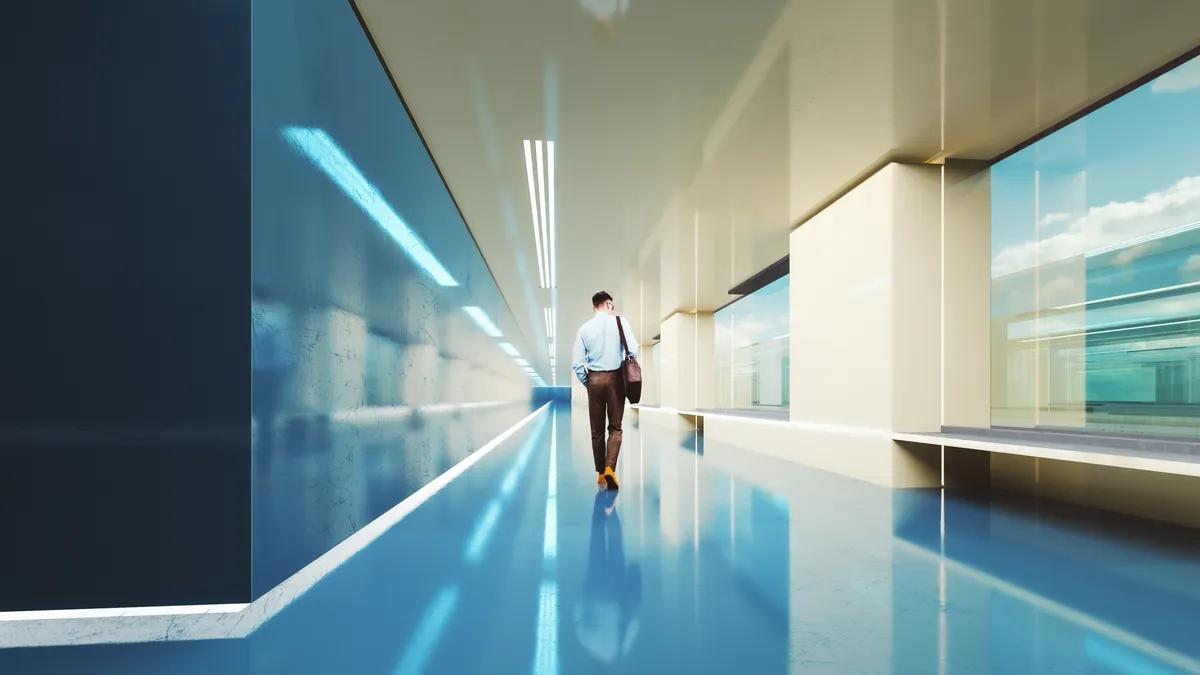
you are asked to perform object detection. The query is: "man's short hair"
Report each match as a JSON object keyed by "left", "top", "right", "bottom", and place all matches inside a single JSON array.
[{"left": 592, "top": 291, "right": 613, "bottom": 308}]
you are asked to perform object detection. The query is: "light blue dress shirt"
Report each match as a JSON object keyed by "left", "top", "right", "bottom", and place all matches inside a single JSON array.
[{"left": 573, "top": 312, "right": 639, "bottom": 385}]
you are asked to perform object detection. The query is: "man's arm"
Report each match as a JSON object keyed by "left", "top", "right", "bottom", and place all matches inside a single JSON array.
[{"left": 572, "top": 329, "right": 589, "bottom": 385}]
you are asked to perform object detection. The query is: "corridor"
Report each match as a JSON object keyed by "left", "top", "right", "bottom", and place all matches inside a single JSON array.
[
  {"left": 7, "top": 0, "right": 1200, "bottom": 672},
  {"left": 3, "top": 402, "right": 1199, "bottom": 675}
]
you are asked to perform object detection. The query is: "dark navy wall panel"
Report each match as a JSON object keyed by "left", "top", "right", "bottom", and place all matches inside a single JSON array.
[{"left": 0, "top": 1, "right": 251, "bottom": 609}]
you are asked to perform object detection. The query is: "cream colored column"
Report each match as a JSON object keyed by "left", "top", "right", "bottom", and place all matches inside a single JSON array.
[
  {"left": 788, "top": 163, "right": 943, "bottom": 488},
  {"left": 652, "top": 198, "right": 727, "bottom": 417},
  {"left": 942, "top": 160, "right": 991, "bottom": 428},
  {"left": 637, "top": 343, "right": 658, "bottom": 406},
  {"left": 658, "top": 312, "right": 716, "bottom": 412},
  {"left": 940, "top": 160, "right": 995, "bottom": 487}
]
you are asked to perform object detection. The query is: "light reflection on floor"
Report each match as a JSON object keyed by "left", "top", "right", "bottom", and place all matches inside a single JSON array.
[{"left": 3, "top": 402, "right": 1200, "bottom": 674}]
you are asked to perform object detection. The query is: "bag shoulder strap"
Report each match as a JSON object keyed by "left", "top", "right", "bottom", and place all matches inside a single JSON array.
[{"left": 615, "top": 315, "right": 630, "bottom": 358}]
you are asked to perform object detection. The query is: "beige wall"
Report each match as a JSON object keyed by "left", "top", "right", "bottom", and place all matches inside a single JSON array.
[
  {"left": 787, "top": 163, "right": 947, "bottom": 487},
  {"left": 943, "top": 161, "right": 993, "bottom": 428},
  {"left": 992, "top": 454, "right": 1200, "bottom": 530},
  {"left": 639, "top": 343, "right": 660, "bottom": 406},
  {"left": 659, "top": 312, "right": 716, "bottom": 411}
]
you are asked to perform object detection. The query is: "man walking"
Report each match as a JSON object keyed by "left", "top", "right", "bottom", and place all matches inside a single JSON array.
[{"left": 573, "top": 291, "right": 639, "bottom": 489}]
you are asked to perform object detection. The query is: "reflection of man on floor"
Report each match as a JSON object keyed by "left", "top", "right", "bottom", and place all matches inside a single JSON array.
[{"left": 574, "top": 491, "right": 642, "bottom": 665}]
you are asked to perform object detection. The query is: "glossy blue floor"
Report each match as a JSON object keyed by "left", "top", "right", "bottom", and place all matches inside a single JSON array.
[{"left": 3, "top": 402, "right": 1199, "bottom": 674}]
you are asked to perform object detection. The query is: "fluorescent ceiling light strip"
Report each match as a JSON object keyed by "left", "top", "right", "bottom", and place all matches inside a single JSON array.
[
  {"left": 547, "top": 141, "right": 557, "bottom": 288},
  {"left": 463, "top": 306, "right": 503, "bottom": 337},
  {"left": 498, "top": 342, "right": 519, "bottom": 357},
  {"left": 523, "top": 140, "right": 548, "bottom": 288},
  {"left": 535, "top": 141, "right": 550, "bottom": 289},
  {"left": 282, "top": 127, "right": 457, "bottom": 287}
]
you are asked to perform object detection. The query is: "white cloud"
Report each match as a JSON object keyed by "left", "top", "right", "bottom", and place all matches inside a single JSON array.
[
  {"left": 719, "top": 314, "right": 789, "bottom": 350},
  {"left": 1151, "top": 58, "right": 1200, "bottom": 94},
  {"left": 1040, "top": 212, "right": 1072, "bottom": 227},
  {"left": 1180, "top": 254, "right": 1200, "bottom": 281},
  {"left": 1041, "top": 275, "right": 1082, "bottom": 307},
  {"left": 1112, "top": 241, "right": 1163, "bottom": 266},
  {"left": 992, "top": 175, "right": 1200, "bottom": 276}
]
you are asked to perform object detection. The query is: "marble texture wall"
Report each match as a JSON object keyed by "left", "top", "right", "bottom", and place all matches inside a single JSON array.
[{"left": 250, "top": 0, "right": 537, "bottom": 597}]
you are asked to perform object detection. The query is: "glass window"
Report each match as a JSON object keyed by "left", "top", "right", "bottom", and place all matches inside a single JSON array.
[
  {"left": 990, "top": 55, "right": 1200, "bottom": 438},
  {"left": 715, "top": 275, "right": 790, "bottom": 411}
]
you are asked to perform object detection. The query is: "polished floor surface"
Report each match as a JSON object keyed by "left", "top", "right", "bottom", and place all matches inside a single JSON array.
[{"left": 3, "top": 402, "right": 1200, "bottom": 674}]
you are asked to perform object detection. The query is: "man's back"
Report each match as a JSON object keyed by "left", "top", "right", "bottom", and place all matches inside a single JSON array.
[
  {"left": 578, "top": 291, "right": 636, "bottom": 489},
  {"left": 573, "top": 312, "right": 638, "bottom": 383}
]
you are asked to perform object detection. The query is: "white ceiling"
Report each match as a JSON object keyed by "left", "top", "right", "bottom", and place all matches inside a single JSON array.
[{"left": 355, "top": 0, "right": 1200, "bottom": 385}]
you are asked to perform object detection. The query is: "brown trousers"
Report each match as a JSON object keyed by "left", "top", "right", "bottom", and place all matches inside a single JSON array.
[{"left": 586, "top": 369, "right": 625, "bottom": 472}]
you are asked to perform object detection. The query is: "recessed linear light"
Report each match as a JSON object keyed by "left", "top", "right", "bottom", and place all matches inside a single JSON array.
[
  {"left": 523, "top": 140, "right": 547, "bottom": 288},
  {"left": 498, "top": 342, "right": 520, "bottom": 357},
  {"left": 463, "top": 306, "right": 503, "bottom": 338},
  {"left": 523, "top": 139, "right": 556, "bottom": 289},
  {"left": 282, "top": 127, "right": 458, "bottom": 287},
  {"left": 547, "top": 141, "right": 556, "bottom": 287},
  {"left": 535, "top": 142, "right": 549, "bottom": 289},
  {"left": 515, "top": 358, "right": 529, "bottom": 366}
]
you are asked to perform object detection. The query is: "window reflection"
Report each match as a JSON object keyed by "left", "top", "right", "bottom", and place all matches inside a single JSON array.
[
  {"left": 715, "top": 276, "right": 790, "bottom": 411},
  {"left": 990, "top": 54, "right": 1200, "bottom": 437},
  {"left": 250, "top": 0, "right": 533, "bottom": 597}
]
